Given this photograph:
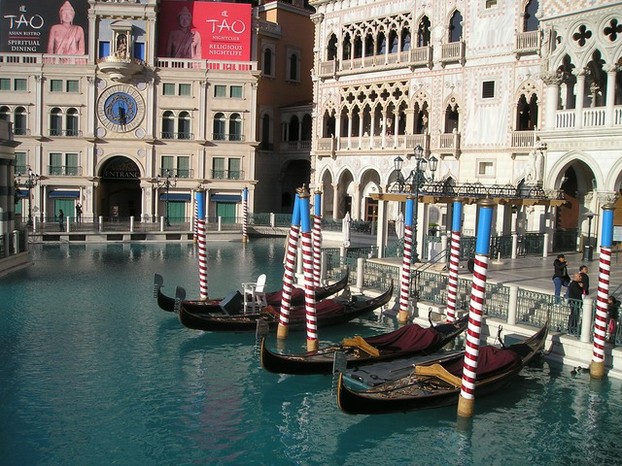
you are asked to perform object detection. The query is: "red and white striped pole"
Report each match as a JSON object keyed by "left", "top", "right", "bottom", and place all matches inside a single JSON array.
[
  {"left": 398, "top": 195, "right": 415, "bottom": 324},
  {"left": 193, "top": 193, "right": 198, "bottom": 243},
  {"left": 242, "top": 187, "right": 249, "bottom": 243},
  {"left": 591, "top": 204, "right": 615, "bottom": 379},
  {"left": 312, "top": 190, "right": 322, "bottom": 288},
  {"left": 299, "top": 188, "right": 318, "bottom": 351},
  {"left": 276, "top": 190, "right": 301, "bottom": 340},
  {"left": 195, "top": 190, "right": 208, "bottom": 300},
  {"left": 457, "top": 198, "right": 495, "bottom": 418},
  {"left": 446, "top": 199, "right": 463, "bottom": 322}
]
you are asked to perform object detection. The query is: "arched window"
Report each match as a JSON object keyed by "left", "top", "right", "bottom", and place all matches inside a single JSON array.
[
  {"left": 162, "top": 111, "right": 174, "bottom": 139},
  {"left": 377, "top": 31, "right": 387, "bottom": 55},
  {"left": 50, "top": 108, "right": 62, "bottom": 136},
  {"left": 14, "top": 106, "right": 27, "bottom": 135},
  {"left": 389, "top": 30, "right": 398, "bottom": 53},
  {"left": 444, "top": 103, "right": 460, "bottom": 133},
  {"left": 516, "top": 94, "right": 538, "bottom": 130},
  {"left": 418, "top": 17, "right": 431, "bottom": 47},
  {"left": 288, "top": 115, "right": 299, "bottom": 141},
  {"left": 449, "top": 11, "right": 463, "bottom": 43},
  {"left": 364, "top": 33, "right": 374, "bottom": 56},
  {"left": 327, "top": 34, "right": 338, "bottom": 61},
  {"left": 353, "top": 35, "right": 363, "bottom": 59},
  {"left": 263, "top": 47, "right": 273, "bottom": 76},
  {"left": 301, "top": 114, "right": 312, "bottom": 141},
  {"left": 342, "top": 33, "right": 352, "bottom": 60},
  {"left": 401, "top": 28, "right": 411, "bottom": 51},
  {"left": 0, "top": 106, "right": 9, "bottom": 121},
  {"left": 323, "top": 111, "right": 335, "bottom": 138},
  {"left": 178, "top": 111, "right": 191, "bottom": 139},
  {"left": 229, "top": 113, "right": 242, "bottom": 141},
  {"left": 66, "top": 108, "right": 78, "bottom": 136},
  {"left": 213, "top": 112, "right": 226, "bottom": 140},
  {"left": 523, "top": 0, "right": 539, "bottom": 32}
]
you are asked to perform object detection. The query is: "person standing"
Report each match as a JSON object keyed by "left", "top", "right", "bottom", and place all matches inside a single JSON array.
[
  {"left": 579, "top": 265, "right": 589, "bottom": 296},
  {"left": 567, "top": 272, "right": 583, "bottom": 335},
  {"left": 607, "top": 295, "right": 620, "bottom": 344},
  {"left": 552, "top": 254, "right": 569, "bottom": 304},
  {"left": 75, "top": 203, "right": 82, "bottom": 223},
  {"left": 58, "top": 209, "right": 65, "bottom": 231}
]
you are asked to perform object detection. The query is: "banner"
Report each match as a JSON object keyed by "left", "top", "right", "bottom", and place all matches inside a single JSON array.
[
  {"left": 159, "top": 1, "right": 251, "bottom": 61},
  {"left": 0, "top": 0, "right": 89, "bottom": 55}
]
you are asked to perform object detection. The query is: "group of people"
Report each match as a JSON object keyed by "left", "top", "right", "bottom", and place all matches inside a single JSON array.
[
  {"left": 57, "top": 203, "right": 82, "bottom": 231},
  {"left": 553, "top": 253, "right": 618, "bottom": 342}
]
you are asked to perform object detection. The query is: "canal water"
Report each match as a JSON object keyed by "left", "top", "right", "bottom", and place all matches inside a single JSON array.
[{"left": 1, "top": 240, "right": 621, "bottom": 465}]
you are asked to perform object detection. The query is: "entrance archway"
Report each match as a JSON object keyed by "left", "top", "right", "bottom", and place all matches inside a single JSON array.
[{"left": 99, "top": 156, "right": 142, "bottom": 220}]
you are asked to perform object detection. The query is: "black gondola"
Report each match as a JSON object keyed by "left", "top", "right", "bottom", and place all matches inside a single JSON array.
[
  {"left": 260, "top": 315, "right": 468, "bottom": 375},
  {"left": 336, "top": 323, "right": 548, "bottom": 415},
  {"left": 177, "top": 282, "right": 393, "bottom": 332},
  {"left": 153, "top": 270, "right": 350, "bottom": 314}
]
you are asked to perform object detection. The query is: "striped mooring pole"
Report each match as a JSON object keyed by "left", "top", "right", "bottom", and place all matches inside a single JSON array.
[
  {"left": 195, "top": 190, "right": 208, "bottom": 300},
  {"left": 591, "top": 204, "right": 615, "bottom": 379},
  {"left": 276, "top": 191, "right": 301, "bottom": 340},
  {"left": 446, "top": 199, "right": 463, "bottom": 322},
  {"left": 397, "top": 195, "right": 415, "bottom": 324},
  {"left": 312, "top": 190, "right": 322, "bottom": 288},
  {"left": 242, "top": 187, "right": 249, "bottom": 243},
  {"left": 193, "top": 193, "right": 198, "bottom": 243},
  {"left": 299, "top": 188, "right": 318, "bottom": 351},
  {"left": 457, "top": 198, "right": 495, "bottom": 418}
]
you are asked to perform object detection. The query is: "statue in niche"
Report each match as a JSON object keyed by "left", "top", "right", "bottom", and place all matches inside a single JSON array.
[
  {"left": 526, "top": 140, "right": 546, "bottom": 185},
  {"left": 115, "top": 34, "right": 128, "bottom": 59}
]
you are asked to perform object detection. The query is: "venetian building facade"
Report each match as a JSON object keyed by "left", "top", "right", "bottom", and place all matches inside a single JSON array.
[
  {"left": 0, "top": 0, "right": 315, "bottom": 225},
  {"left": 309, "top": 0, "right": 622, "bottom": 254}
]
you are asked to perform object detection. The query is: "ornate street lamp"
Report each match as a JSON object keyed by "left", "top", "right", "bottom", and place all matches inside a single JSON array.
[
  {"left": 17, "top": 166, "right": 40, "bottom": 228},
  {"left": 393, "top": 144, "right": 438, "bottom": 262},
  {"left": 583, "top": 211, "right": 595, "bottom": 262},
  {"left": 156, "top": 169, "right": 178, "bottom": 227}
]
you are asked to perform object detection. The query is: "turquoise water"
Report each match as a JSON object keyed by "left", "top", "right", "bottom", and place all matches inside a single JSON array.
[{"left": 1, "top": 240, "right": 622, "bottom": 466}]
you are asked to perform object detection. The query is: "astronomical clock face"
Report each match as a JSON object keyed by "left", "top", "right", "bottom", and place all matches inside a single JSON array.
[{"left": 97, "top": 85, "right": 145, "bottom": 133}]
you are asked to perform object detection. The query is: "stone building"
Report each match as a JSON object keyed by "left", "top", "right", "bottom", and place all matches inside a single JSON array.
[{"left": 309, "top": 0, "right": 622, "bottom": 254}]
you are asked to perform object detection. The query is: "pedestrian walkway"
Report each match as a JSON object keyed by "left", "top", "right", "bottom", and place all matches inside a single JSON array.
[{"left": 481, "top": 251, "right": 622, "bottom": 298}]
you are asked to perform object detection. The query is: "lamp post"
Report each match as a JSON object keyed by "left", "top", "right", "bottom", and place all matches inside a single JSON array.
[
  {"left": 156, "top": 169, "right": 178, "bottom": 227},
  {"left": 393, "top": 144, "right": 438, "bottom": 262},
  {"left": 17, "top": 166, "right": 40, "bottom": 228},
  {"left": 583, "top": 211, "right": 594, "bottom": 262}
]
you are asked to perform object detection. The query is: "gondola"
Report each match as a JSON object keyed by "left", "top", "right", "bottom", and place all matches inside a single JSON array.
[
  {"left": 336, "top": 323, "right": 548, "bottom": 415},
  {"left": 260, "top": 314, "right": 468, "bottom": 375},
  {"left": 153, "top": 270, "right": 350, "bottom": 314},
  {"left": 177, "top": 282, "right": 393, "bottom": 332}
]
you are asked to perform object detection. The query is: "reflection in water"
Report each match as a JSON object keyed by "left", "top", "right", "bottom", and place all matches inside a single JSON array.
[{"left": 2, "top": 241, "right": 622, "bottom": 465}]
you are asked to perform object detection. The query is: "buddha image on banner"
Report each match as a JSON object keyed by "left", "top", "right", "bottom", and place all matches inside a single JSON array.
[
  {"left": 159, "top": 1, "right": 251, "bottom": 61},
  {"left": 0, "top": 0, "right": 89, "bottom": 55}
]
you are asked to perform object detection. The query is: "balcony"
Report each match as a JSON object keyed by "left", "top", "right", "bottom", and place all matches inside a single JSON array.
[
  {"left": 554, "top": 105, "right": 622, "bottom": 130},
  {"left": 97, "top": 56, "right": 148, "bottom": 83},
  {"left": 279, "top": 140, "right": 311, "bottom": 152},
  {"left": 158, "top": 168, "right": 194, "bottom": 179},
  {"left": 156, "top": 57, "right": 257, "bottom": 72},
  {"left": 14, "top": 127, "right": 30, "bottom": 136},
  {"left": 48, "top": 165, "right": 82, "bottom": 176},
  {"left": 161, "top": 132, "right": 194, "bottom": 140},
  {"left": 211, "top": 170, "right": 244, "bottom": 180},
  {"left": 317, "top": 46, "right": 433, "bottom": 79},
  {"left": 315, "top": 134, "right": 429, "bottom": 157},
  {"left": 49, "top": 129, "right": 82, "bottom": 137},
  {"left": 212, "top": 133, "right": 245, "bottom": 142},
  {"left": 438, "top": 131, "right": 461, "bottom": 157},
  {"left": 511, "top": 130, "right": 537, "bottom": 149},
  {"left": 515, "top": 31, "right": 540, "bottom": 57},
  {"left": 439, "top": 41, "right": 465, "bottom": 66}
]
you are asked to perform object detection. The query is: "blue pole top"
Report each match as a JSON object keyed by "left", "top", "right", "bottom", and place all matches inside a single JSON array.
[
  {"left": 314, "top": 191, "right": 322, "bottom": 216},
  {"left": 451, "top": 200, "right": 463, "bottom": 232},
  {"left": 291, "top": 192, "right": 301, "bottom": 227},
  {"left": 475, "top": 199, "right": 495, "bottom": 255},
  {"left": 601, "top": 205, "right": 615, "bottom": 248},
  {"left": 195, "top": 190, "right": 206, "bottom": 220},
  {"left": 404, "top": 195, "right": 414, "bottom": 227},
  {"left": 299, "top": 192, "right": 311, "bottom": 233},
  {"left": 242, "top": 187, "right": 248, "bottom": 202}
]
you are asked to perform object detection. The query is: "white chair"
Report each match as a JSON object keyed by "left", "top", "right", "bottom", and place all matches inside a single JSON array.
[{"left": 242, "top": 273, "right": 268, "bottom": 312}]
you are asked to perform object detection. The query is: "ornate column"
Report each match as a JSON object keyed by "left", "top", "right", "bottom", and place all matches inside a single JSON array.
[
  {"left": 542, "top": 72, "right": 561, "bottom": 130},
  {"left": 574, "top": 69, "right": 586, "bottom": 129},
  {"left": 332, "top": 182, "right": 340, "bottom": 220},
  {"left": 605, "top": 66, "right": 617, "bottom": 127}
]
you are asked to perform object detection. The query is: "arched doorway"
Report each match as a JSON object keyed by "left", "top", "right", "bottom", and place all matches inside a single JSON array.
[{"left": 99, "top": 156, "right": 142, "bottom": 220}]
